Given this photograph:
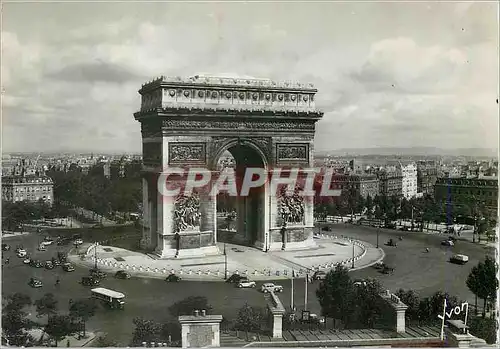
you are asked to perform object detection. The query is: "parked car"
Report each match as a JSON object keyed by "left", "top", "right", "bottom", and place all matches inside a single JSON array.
[
  {"left": 45, "top": 261, "right": 54, "bottom": 270},
  {"left": 2, "top": 243, "right": 10, "bottom": 251},
  {"left": 17, "top": 249, "right": 27, "bottom": 258},
  {"left": 28, "top": 278, "right": 43, "bottom": 288},
  {"left": 81, "top": 276, "right": 100, "bottom": 286},
  {"left": 31, "top": 260, "right": 43, "bottom": 268},
  {"left": 261, "top": 283, "right": 283, "bottom": 293},
  {"left": 441, "top": 240, "right": 454, "bottom": 247},
  {"left": 312, "top": 271, "right": 327, "bottom": 281},
  {"left": 237, "top": 280, "right": 256, "bottom": 288},
  {"left": 225, "top": 273, "right": 246, "bottom": 284},
  {"left": 51, "top": 258, "right": 61, "bottom": 267},
  {"left": 165, "top": 274, "right": 182, "bottom": 282},
  {"left": 62, "top": 263, "right": 75, "bottom": 272},
  {"left": 373, "top": 262, "right": 385, "bottom": 269},
  {"left": 115, "top": 270, "right": 131, "bottom": 279},
  {"left": 450, "top": 254, "right": 469, "bottom": 265}
]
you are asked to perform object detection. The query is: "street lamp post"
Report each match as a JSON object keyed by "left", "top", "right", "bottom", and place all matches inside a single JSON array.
[
  {"left": 224, "top": 243, "right": 228, "bottom": 279},
  {"left": 94, "top": 242, "right": 98, "bottom": 270},
  {"left": 376, "top": 227, "right": 380, "bottom": 248}
]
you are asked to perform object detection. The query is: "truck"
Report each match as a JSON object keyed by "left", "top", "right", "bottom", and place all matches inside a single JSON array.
[{"left": 91, "top": 287, "right": 125, "bottom": 309}]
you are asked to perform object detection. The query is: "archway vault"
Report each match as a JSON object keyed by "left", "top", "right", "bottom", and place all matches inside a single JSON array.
[{"left": 134, "top": 75, "right": 323, "bottom": 259}]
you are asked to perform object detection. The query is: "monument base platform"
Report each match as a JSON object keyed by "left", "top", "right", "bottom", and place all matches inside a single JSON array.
[
  {"left": 255, "top": 238, "right": 317, "bottom": 252},
  {"left": 154, "top": 245, "right": 221, "bottom": 260}
]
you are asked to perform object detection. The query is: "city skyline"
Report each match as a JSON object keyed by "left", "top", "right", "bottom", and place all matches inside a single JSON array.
[{"left": 2, "top": 1, "right": 499, "bottom": 153}]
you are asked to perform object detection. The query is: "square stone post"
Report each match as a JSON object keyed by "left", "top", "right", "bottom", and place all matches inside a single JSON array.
[
  {"left": 178, "top": 312, "right": 223, "bottom": 348},
  {"left": 265, "top": 291, "right": 286, "bottom": 338},
  {"left": 380, "top": 290, "right": 408, "bottom": 333}
]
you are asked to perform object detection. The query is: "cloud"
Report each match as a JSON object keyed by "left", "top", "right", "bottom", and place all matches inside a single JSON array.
[{"left": 1, "top": 2, "right": 498, "bottom": 153}]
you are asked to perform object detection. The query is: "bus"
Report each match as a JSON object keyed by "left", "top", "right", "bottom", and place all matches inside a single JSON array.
[{"left": 91, "top": 287, "right": 125, "bottom": 309}]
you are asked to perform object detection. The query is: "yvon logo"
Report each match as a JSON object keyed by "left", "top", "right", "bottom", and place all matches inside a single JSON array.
[{"left": 438, "top": 299, "right": 469, "bottom": 340}]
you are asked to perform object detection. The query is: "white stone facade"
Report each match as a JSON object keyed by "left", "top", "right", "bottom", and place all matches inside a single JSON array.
[{"left": 400, "top": 162, "right": 418, "bottom": 199}]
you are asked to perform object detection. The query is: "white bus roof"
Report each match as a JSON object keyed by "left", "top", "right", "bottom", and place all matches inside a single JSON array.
[{"left": 91, "top": 287, "right": 125, "bottom": 299}]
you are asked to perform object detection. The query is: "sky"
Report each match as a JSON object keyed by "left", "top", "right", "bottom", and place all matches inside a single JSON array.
[{"left": 2, "top": 1, "right": 499, "bottom": 153}]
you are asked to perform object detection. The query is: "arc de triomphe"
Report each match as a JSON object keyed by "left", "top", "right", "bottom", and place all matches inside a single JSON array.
[{"left": 134, "top": 75, "right": 323, "bottom": 258}]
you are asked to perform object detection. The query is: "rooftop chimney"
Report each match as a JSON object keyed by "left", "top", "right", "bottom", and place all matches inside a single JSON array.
[
  {"left": 193, "top": 310, "right": 200, "bottom": 316},
  {"left": 201, "top": 309, "right": 206, "bottom": 316}
]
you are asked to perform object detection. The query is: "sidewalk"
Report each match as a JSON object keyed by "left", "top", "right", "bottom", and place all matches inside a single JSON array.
[{"left": 70, "top": 236, "right": 383, "bottom": 281}]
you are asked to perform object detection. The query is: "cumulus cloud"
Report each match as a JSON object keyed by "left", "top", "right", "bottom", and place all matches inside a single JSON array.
[{"left": 1, "top": 2, "right": 498, "bottom": 153}]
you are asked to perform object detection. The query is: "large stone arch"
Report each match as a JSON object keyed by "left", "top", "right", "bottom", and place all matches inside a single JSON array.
[{"left": 134, "top": 75, "right": 323, "bottom": 259}]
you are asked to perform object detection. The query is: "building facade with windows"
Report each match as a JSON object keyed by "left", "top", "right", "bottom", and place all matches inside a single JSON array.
[
  {"left": 417, "top": 165, "right": 438, "bottom": 196},
  {"left": 399, "top": 162, "right": 418, "bottom": 199},
  {"left": 377, "top": 171, "right": 403, "bottom": 197},
  {"left": 2, "top": 175, "right": 54, "bottom": 205},
  {"left": 434, "top": 177, "right": 498, "bottom": 213},
  {"left": 329, "top": 174, "right": 380, "bottom": 199}
]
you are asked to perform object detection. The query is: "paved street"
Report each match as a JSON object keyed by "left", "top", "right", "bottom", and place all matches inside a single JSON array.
[{"left": 2, "top": 224, "right": 493, "bottom": 346}]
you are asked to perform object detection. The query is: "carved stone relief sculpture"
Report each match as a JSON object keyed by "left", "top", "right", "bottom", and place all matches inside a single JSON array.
[
  {"left": 277, "top": 144, "right": 308, "bottom": 161},
  {"left": 174, "top": 193, "right": 201, "bottom": 232},
  {"left": 169, "top": 143, "right": 206, "bottom": 164},
  {"left": 277, "top": 186, "right": 305, "bottom": 225}
]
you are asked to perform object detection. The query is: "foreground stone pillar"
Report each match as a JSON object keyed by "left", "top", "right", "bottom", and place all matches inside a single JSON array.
[
  {"left": 265, "top": 291, "right": 286, "bottom": 338},
  {"left": 179, "top": 311, "right": 223, "bottom": 348},
  {"left": 380, "top": 290, "right": 408, "bottom": 333}
]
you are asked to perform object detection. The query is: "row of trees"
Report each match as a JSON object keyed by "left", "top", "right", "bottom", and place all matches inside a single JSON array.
[
  {"left": 2, "top": 293, "right": 97, "bottom": 347},
  {"left": 1, "top": 200, "right": 68, "bottom": 231},
  {"left": 316, "top": 256, "right": 498, "bottom": 343},
  {"left": 46, "top": 162, "right": 142, "bottom": 218}
]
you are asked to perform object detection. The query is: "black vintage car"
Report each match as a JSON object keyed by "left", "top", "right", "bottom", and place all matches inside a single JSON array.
[
  {"left": 386, "top": 239, "right": 397, "bottom": 247},
  {"left": 115, "top": 270, "right": 131, "bottom": 279},
  {"left": 90, "top": 268, "right": 107, "bottom": 279},
  {"left": 81, "top": 276, "right": 100, "bottom": 286},
  {"left": 165, "top": 274, "right": 182, "bottom": 282},
  {"left": 2, "top": 243, "right": 10, "bottom": 251},
  {"left": 225, "top": 274, "right": 246, "bottom": 284}
]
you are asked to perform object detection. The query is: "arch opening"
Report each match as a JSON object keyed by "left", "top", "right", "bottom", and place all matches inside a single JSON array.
[{"left": 215, "top": 142, "right": 268, "bottom": 248}]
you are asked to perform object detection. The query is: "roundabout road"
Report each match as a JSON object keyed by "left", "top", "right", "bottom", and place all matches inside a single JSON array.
[{"left": 2, "top": 225, "right": 492, "bottom": 345}]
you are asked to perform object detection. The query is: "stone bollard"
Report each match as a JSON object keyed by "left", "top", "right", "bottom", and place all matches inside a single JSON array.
[
  {"left": 276, "top": 270, "right": 280, "bottom": 276},
  {"left": 197, "top": 270, "right": 202, "bottom": 275},
  {"left": 188, "top": 270, "right": 192, "bottom": 275},
  {"left": 254, "top": 270, "right": 258, "bottom": 275},
  {"left": 283, "top": 270, "right": 287, "bottom": 276},
  {"left": 171, "top": 269, "right": 175, "bottom": 274},
  {"left": 206, "top": 270, "right": 210, "bottom": 275},
  {"left": 162, "top": 269, "right": 167, "bottom": 273},
  {"left": 235, "top": 270, "right": 239, "bottom": 275},
  {"left": 179, "top": 270, "right": 183, "bottom": 275},
  {"left": 154, "top": 268, "right": 158, "bottom": 273},
  {"left": 268, "top": 270, "right": 271, "bottom": 276}
]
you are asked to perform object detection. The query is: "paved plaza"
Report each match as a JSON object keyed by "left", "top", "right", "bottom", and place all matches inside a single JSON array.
[{"left": 72, "top": 235, "right": 384, "bottom": 281}]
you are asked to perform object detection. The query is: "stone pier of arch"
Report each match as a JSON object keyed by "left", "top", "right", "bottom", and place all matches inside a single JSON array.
[{"left": 134, "top": 75, "right": 323, "bottom": 259}]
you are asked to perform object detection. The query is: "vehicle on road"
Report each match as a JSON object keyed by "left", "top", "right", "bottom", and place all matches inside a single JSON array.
[
  {"left": 28, "top": 278, "right": 43, "bottom": 288},
  {"left": 115, "top": 270, "right": 131, "bottom": 279},
  {"left": 225, "top": 273, "right": 246, "bottom": 284},
  {"left": 2, "top": 243, "right": 10, "bottom": 251},
  {"left": 448, "top": 236, "right": 457, "bottom": 242},
  {"left": 308, "top": 313, "right": 326, "bottom": 324},
  {"left": 30, "top": 260, "right": 43, "bottom": 268},
  {"left": 386, "top": 239, "right": 397, "bottom": 247},
  {"left": 74, "top": 238, "right": 84, "bottom": 245},
  {"left": 51, "top": 258, "right": 61, "bottom": 267},
  {"left": 237, "top": 280, "right": 256, "bottom": 288},
  {"left": 57, "top": 237, "right": 71, "bottom": 246},
  {"left": 321, "top": 226, "right": 332, "bottom": 232},
  {"left": 38, "top": 244, "right": 46, "bottom": 251},
  {"left": 165, "top": 274, "right": 182, "bottom": 282},
  {"left": 41, "top": 237, "right": 54, "bottom": 246},
  {"left": 353, "top": 279, "right": 368, "bottom": 287},
  {"left": 261, "top": 283, "right": 283, "bottom": 293},
  {"left": 23, "top": 258, "right": 31, "bottom": 264},
  {"left": 450, "top": 254, "right": 469, "bottom": 265},
  {"left": 81, "top": 276, "right": 100, "bottom": 286},
  {"left": 17, "top": 249, "right": 27, "bottom": 258},
  {"left": 90, "top": 268, "right": 107, "bottom": 279},
  {"left": 312, "top": 271, "right": 327, "bottom": 281},
  {"left": 62, "top": 263, "right": 75, "bottom": 272},
  {"left": 381, "top": 266, "right": 394, "bottom": 275},
  {"left": 91, "top": 287, "right": 125, "bottom": 309},
  {"left": 441, "top": 240, "right": 454, "bottom": 247},
  {"left": 45, "top": 261, "right": 54, "bottom": 270}
]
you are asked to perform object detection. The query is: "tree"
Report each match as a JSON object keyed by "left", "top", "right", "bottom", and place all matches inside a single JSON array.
[
  {"left": 316, "top": 265, "right": 355, "bottom": 327},
  {"left": 234, "top": 303, "right": 265, "bottom": 332},
  {"left": 395, "top": 289, "right": 421, "bottom": 322},
  {"left": 466, "top": 256, "right": 498, "bottom": 318},
  {"left": 35, "top": 293, "right": 58, "bottom": 322},
  {"left": 44, "top": 315, "right": 74, "bottom": 347},
  {"left": 417, "top": 291, "right": 461, "bottom": 324},
  {"left": 348, "top": 279, "right": 386, "bottom": 328},
  {"left": 365, "top": 195, "right": 373, "bottom": 219},
  {"left": 4, "top": 293, "right": 32, "bottom": 312},
  {"left": 69, "top": 299, "right": 97, "bottom": 337},
  {"left": 131, "top": 317, "right": 162, "bottom": 346},
  {"left": 468, "top": 315, "right": 497, "bottom": 344},
  {"left": 168, "top": 296, "right": 212, "bottom": 317}
]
